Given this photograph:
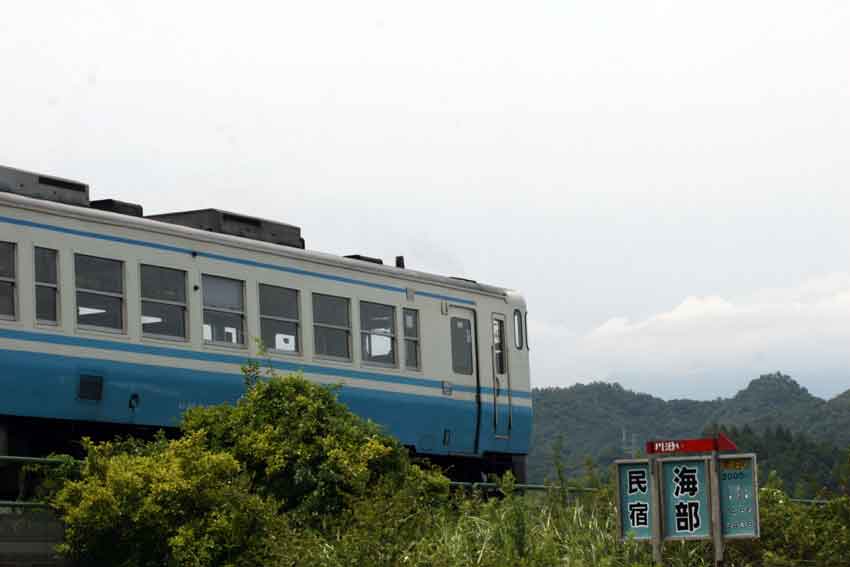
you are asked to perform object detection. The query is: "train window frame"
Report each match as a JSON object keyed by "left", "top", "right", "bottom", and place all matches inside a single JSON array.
[
  {"left": 450, "top": 316, "right": 474, "bottom": 375},
  {"left": 312, "top": 293, "right": 352, "bottom": 362},
  {"left": 359, "top": 301, "right": 397, "bottom": 368},
  {"left": 493, "top": 317, "right": 506, "bottom": 375},
  {"left": 34, "top": 247, "right": 59, "bottom": 326},
  {"left": 74, "top": 253, "right": 125, "bottom": 334},
  {"left": 403, "top": 308, "right": 421, "bottom": 371},
  {"left": 524, "top": 311, "right": 530, "bottom": 350},
  {"left": 513, "top": 309, "right": 524, "bottom": 350},
  {"left": 258, "top": 283, "right": 301, "bottom": 355},
  {"left": 140, "top": 264, "right": 188, "bottom": 341},
  {"left": 0, "top": 241, "right": 17, "bottom": 321},
  {"left": 201, "top": 274, "right": 246, "bottom": 348}
]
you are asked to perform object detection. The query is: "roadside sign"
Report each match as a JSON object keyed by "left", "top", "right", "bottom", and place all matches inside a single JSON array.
[
  {"left": 616, "top": 460, "right": 652, "bottom": 540},
  {"left": 719, "top": 454, "right": 759, "bottom": 539},
  {"left": 616, "top": 438, "right": 759, "bottom": 566},
  {"left": 660, "top": 457, "right": 711, "bottom": 540},
  {"left": 646, "top": 432, "right": 737, "bottom": 455}
]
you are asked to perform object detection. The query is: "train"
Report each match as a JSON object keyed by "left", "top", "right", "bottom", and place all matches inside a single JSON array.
[{"left": 0, "top": 165, "right": 531, "bottom": 482}]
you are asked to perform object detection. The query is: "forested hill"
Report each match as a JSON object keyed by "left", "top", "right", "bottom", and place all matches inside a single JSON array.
[{"left": 528, "top": 372, "right": 850, "bottom": 485}]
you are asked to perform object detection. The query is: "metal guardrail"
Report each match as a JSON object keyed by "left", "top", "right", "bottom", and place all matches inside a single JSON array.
[
  {"left": 448, "top": 482, "right": 835, "bottom": 504},
  {"left": 449, "top": 481, "right": 599, "bottom": 492},
  {"left": 1, "top": 455, "right": 841, "bottom": 504},
  {"left": 0, "top": 501, "right": 50, "bottom": 510},
  {"left": 788, "top": 498, "right": 831, "bottom": 505},
  {"left": 0, "top": 456, "right": 71, "bottom": 466},
  {"left": 0, "top": 455, "right": 74, "bottom": 511}
]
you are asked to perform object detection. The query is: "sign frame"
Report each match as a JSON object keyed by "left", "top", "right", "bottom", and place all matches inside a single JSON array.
[
  {"left": 615, "top": 459, "right": 653, "bottom": 541},
  {"left": 616, "top": 440, "right": 759, "bottom": 566},
  {"left": 658, "top": 456, "right": 713, "bottom": 542},
  {"left": 718, "top": 453, "right": 760, "bottom": 540}
]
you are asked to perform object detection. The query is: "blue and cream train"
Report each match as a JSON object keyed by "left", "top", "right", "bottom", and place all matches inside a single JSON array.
[{"left": 0, "top": 165, "right": 531, "bottom": 481}]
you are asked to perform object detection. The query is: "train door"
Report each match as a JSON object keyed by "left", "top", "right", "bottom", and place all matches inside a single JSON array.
[
  {"left": 491, "top": 314, "right": 511, "bottom": 437},
  {"left": 448, "top": 305, "right": 478, "bottom": 394}
]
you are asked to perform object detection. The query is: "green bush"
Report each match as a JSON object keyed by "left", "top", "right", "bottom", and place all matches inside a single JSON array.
[
  {"left": 181, "top": 366, "right": 417, "bottom": 521},
  {"left": 53, "top": 431, "right": 284, "bottom": 566},
  {"left": 48, "top": 367, "right": 448, "bottom": 566}
]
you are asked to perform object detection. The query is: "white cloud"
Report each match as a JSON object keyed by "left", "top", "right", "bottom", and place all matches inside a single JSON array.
[{"left": 532, "top": 274, "right": 850, "bottom": 400}]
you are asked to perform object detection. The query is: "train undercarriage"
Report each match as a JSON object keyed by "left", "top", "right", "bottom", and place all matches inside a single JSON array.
[{"left": 0, "top": 415, "right": 526, "bottom": 500}]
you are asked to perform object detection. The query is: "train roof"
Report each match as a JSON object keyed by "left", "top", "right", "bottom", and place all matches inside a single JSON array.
[{"left": 0, "top": 166, "right": 515, "bottom": 301}]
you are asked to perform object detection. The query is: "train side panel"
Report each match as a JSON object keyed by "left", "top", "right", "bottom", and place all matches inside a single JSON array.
[{"left": 0, "top": 196, "right": 531, "bottom": 464}]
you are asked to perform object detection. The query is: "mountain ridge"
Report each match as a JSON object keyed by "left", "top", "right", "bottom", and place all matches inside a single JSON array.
[{"left": 527, "top": 372, "right": 850, "bottom": 483}]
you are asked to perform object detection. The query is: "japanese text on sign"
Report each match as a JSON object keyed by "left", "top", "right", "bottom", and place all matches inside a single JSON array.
[
  {"left": 651, "top": 440, "right": 681, "bottom": 453},
  {"left": 616, "top": 452, "right": 759, "bottom": 546},
  {"left": 662, "top": 458, "right": 711, "bottom": 540},
  {"left": 616, "top": 462, "right": 652, "bottom": 541},
  {"left": 719, "top": 455, "right": 759, "bottom": 538}
]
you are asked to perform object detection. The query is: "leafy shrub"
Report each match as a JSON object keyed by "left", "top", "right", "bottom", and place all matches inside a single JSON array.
[
  {"left": 48, "top": 367, "right": 447, "bottom": 566},
  {"left": 53, "top": 431, "right": 284, "bottom": 566},
  {"left": 181, "top": 365, "right": 417, "bottom": 521}
]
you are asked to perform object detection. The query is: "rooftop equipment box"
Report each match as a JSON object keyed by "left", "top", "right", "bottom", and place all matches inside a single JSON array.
[
  {"left": 0, "top": 165, "right": 89, "bottom": 206},
  {"left": 148, "top": 209, "right": 305, "bottom": 249}
]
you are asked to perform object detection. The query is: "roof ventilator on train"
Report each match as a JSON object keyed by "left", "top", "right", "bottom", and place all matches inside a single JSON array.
[
  {"left": 147, "top": 209, "right": 305, "bottom": 249},
  {"left": 0, "top": 164, "right": 90, "bottom": 206},
  {"left": 344, "top": 254, "right": 383, "bottom": 265}
]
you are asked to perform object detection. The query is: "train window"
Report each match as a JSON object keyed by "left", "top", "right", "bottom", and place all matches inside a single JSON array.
[
  {"left": 360, "top": 301, "right": 396, "bottom": 366},
  {"left": 313, "top": 293, "right": 351, "bottom": 360},
  {"left": 35, "top": 247, "right": 59, "bottom": 324},
  {"left": 513, "top": 309, "right": 524, "bottom": 350},
  {"left": 141, "top": 265, "right": 187, "bottom": 339},
  {"left": 0, "top": 242, "right": 15, "bottom": 319},
  {"left": 202, "top": 275, "right": 245, "bottom": 346},
  {"left": 259, "top": 284, "right": 300, "bottom": 353},
  {"left": 493, "top": 318, "right": 506, "bottom": 374},
  {"left": 525, "top": 312, "right": 530, "bottom": 350},
  {"left": 450, "top": 317, "right": 473, "bottom": 375},
  {"left": 403, "top": 308, "right": 420, "bottom": 370},
  {"left": 75, "top": 254, "right": 124, "bottom": 331}
]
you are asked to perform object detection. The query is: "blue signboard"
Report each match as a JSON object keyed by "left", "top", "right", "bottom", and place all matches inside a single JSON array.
[
  {"left": 616, "top": 461, "right": 652, "bottom": 541},
  {"left": 661, "top": 458, "right": 711, "bottom": 541},
  {"left": 719, "top": 454, "right": 759, "bottom": 539},
  {"left": 617, "top": 452, "right": 759, "bottom": 547}
]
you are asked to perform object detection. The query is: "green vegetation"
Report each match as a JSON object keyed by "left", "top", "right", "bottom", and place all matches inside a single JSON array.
[
  {"left": 529, "top": 372, "right": 850, "bottom": 494},
  {"left": 709, "top": 424, "right": 850, "bottom": 498},
  {"left": 41, "top": 362, "right": 449, "bottom": 566},
  {"left": 30, "top": 365, "right": 850, "bottom": 566}
]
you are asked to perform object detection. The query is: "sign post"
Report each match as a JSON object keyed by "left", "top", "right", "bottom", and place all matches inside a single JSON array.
[
  {"left": 649, "top": 455, "right": 663, "bottom": 565},
  {"left": 710, "top": 450, "right": 724, "bottom": 566},
  {"left": 616, "top": 434, "right": 758, "bottom": 567}
]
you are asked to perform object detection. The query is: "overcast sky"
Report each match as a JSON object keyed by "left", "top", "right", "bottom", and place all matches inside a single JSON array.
[{"left": 2, "top": 1, "right": 848, "bottom": 400}]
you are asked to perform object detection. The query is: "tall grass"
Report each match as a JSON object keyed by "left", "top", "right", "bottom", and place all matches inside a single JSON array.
[
  {"left": 399, "top": 485, "right": 711, "bottom": 567},
  {"left": 312, "top": 473, "right": 721, "bottom": 567}
]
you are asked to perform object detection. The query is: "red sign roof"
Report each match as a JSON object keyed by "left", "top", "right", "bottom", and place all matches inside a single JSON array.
[{"left": 645, "top": 432, "right": 737, "bottom": 455}]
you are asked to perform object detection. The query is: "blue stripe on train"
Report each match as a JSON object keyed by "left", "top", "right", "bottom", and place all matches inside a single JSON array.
[
  {"left": 0, "top": 328, "right": 531, "bottom": 400},
  {"left": 0, "top": 348, "right": 531, "bottom": 456}
]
